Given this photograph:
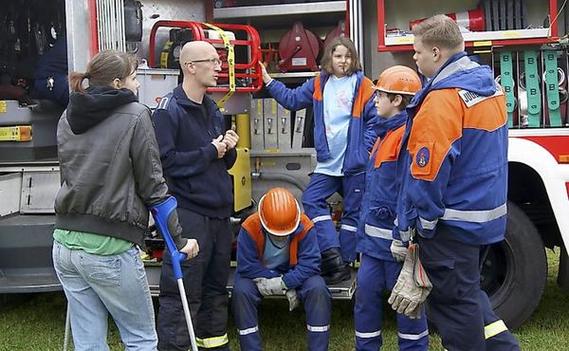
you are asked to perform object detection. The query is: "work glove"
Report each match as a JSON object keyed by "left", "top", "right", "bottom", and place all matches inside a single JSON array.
[
  {"left": 388, "top": 243, "right": 432, "bottom": 318},
  {"left": 390, "top": 240, "right": 407, "bottom": 262},
  {"left": 253, "top": 277, "right": 286, "bottom": 296},
  {"left": 285, "top": 289, "right": 299, "bottom": 311}
]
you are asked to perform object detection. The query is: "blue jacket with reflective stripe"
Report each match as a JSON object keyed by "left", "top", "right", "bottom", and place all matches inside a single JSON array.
[
  {"left": 396, "top": 53, "right": 508, "bottom": 245},
  {"left": 265, "top": 70, "right": 378, "bottom": 175},
  {"left": 357, "top": 112, "right": 407, "bottom": 261},
  {"left": 236, "top": 214, "right": 321, "bottom": 289}
]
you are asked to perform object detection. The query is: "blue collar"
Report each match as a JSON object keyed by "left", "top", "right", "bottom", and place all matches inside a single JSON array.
[{"left": 375, "top": 110, "right": 407, "bottom": 138}]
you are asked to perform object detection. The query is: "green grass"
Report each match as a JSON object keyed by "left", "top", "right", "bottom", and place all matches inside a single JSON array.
[{"left": 1, "top": 249, "right": 567, "bottom": 350}]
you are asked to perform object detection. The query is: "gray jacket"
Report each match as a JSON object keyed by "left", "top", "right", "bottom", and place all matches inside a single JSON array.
[{"left": 55, "top": 87, "right": 186, "bottom": 249}]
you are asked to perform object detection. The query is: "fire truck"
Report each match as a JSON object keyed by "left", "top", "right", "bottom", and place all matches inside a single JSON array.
[{"left": 1, "top": 0, "right": 569, "bottom": 330}]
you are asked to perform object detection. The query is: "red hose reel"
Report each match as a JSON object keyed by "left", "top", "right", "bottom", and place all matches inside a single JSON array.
[{"left": 278, "top": 21, "right": 321, "bottom": 72}]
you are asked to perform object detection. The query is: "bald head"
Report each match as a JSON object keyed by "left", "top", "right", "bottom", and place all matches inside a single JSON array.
[
  {"left": 179, "top": 40, "right": 221, "bottom": 94},
  {"left": 180, "top": 41, "right": 217, "bottom": 68}
]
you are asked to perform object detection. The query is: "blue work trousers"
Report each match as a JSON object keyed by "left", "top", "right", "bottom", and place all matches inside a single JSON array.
[
  {"left": 417, "top": 226, "right": 520, "bottom": 351},
  {"left": 302, "top": 172, "right": 365, "bottom": 263},
  {"left": 355, "top": 254, "right": 429, "bottom": 351},
  {"left": 232, "top": 273, "right": 331, "bottom": 351}
]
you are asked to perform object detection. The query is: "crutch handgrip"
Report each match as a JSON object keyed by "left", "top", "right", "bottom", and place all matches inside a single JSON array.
[
  {"left": 150, "top": 196, "right": 199, "bottom": 351},
  {"left": 150, "top": 196, "right": 187, "bottom": 279}
]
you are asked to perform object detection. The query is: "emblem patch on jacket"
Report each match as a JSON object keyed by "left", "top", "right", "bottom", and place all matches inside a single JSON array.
[{"left": 416, "top": 147, "right": 430, "bottom": 168}]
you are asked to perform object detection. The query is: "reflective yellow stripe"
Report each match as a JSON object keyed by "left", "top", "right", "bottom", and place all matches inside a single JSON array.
[
  {"left": 195, "top": 334, "right": 229, "bottom": 348},
  {"left": 0, "top": 126, "right": 32, "bottom": 142},
  {"left": 203, "top": 22, "right": 235, "bottom": 112},
  {"left": 485, "top": 320, "right": 508, "bottom": 339}
]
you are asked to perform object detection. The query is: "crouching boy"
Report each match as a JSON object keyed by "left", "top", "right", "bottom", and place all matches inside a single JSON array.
[{"left": 232, "top": 188, "right": 331, "bottom": 351}]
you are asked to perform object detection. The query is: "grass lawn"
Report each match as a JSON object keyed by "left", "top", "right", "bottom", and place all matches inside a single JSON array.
[{"left": 1, "top": 249, "right": 567, "bottom": 350}]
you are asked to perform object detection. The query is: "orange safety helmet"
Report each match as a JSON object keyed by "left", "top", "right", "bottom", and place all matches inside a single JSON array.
[
  {"left": 375, "top": 65, "right": 422, "bottom": 96},
  {"left": 258, "top": 187, "right": 301, "bottom": 236}
]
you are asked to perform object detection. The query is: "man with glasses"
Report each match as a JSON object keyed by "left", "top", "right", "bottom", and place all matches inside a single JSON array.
[{"left": 152, "top": 41, "right": 238, "bottom": 351}]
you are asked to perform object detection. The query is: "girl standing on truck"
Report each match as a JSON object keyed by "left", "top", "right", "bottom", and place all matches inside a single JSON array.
[{"left": 51, "top": 50, "right": 198, "bottom": 351}]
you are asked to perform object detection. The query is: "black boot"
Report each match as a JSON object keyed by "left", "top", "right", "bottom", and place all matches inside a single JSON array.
[
  {"left": 320, "top": 247, "right": 342, "bottom": 276},
  {"left": 320, "top": 247, "right": 351, "bottom": 285}
]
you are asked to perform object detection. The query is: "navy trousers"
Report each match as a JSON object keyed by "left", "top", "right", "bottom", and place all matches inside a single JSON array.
[
  {"left": 417, "top": 227, "right": 519, "bottom": 351},
  {"left": 302, "top": 172, "right": 365, "bottom": 263},
  {"left": 158, "top": 208, "right": 232, "bottom": 351},
  {"left": 355, "top": 254, "right": 429, "bottom": 351},
  {"left": 232, "top": 273, "right": 331, "bottom": 351}
]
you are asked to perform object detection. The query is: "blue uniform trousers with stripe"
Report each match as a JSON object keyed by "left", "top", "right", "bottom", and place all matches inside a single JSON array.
[
  {"left": 232, "top": 273, "right": 331, "bottom": 351},
  {"left": 417, "top": 226, "right": 519, "bottom": 351},
  {"left": 355, "top": 254, "right": 429, "bottom": 351},
  {"left": 302, "top": 172, "right": 365, "bottom": 263}
]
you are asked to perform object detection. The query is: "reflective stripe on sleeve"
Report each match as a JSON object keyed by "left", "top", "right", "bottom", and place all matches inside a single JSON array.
[
  {"left": 312, "top": 215, "right": 332, "bottom": 223},
  {"left": 442, "top": 203, "right": 507, "bottom": 223},
  {"left": 399, "top": 228, "right": 413, "bottom": 242},
  {"left": 419, "top": 217, "right": 438, "bottom": 230},
  {"left": 365, "top": 224, "right": 393, "bottom": 240},
  {"left": 340, "top": 224, "right": 357, "bottom": 232}
]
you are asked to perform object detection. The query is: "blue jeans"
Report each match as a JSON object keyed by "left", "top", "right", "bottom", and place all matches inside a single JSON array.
[
  {"left": 52, "top": 241, "right": 158, "bottom": 351},
  {"left": 417, "top": 227, "right": 519, "bottom": 351}
]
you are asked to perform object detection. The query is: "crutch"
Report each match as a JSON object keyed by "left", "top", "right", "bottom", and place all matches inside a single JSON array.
[
  {"left": 63, "top": 302, "right": 71, "bottom": 351},
  {"left": 151, "top": 196, "right": 199, "bottom": 351}
]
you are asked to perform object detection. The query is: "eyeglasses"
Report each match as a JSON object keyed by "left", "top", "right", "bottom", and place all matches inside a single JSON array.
[{"left": 186, "top": 58, "right": 222, "bottom": 66}]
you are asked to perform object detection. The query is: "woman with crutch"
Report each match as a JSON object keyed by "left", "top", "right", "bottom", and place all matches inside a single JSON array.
[{"left": 53, "top": 49, "right": 198, "bottom": 351}]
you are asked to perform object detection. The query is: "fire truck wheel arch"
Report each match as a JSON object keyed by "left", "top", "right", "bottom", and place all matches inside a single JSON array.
[{"left": 508, "top": 136, "right": 569, "bottom": 243}]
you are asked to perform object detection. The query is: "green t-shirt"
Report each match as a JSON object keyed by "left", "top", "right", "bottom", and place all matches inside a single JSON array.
[{"left": 53, "top": 229, "right": 133, "bottom": 256}]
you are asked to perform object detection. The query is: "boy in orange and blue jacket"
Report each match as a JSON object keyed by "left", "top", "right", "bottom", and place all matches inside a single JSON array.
[{"left": 354, "top": 66, "right": 429, "bottom": 351}]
